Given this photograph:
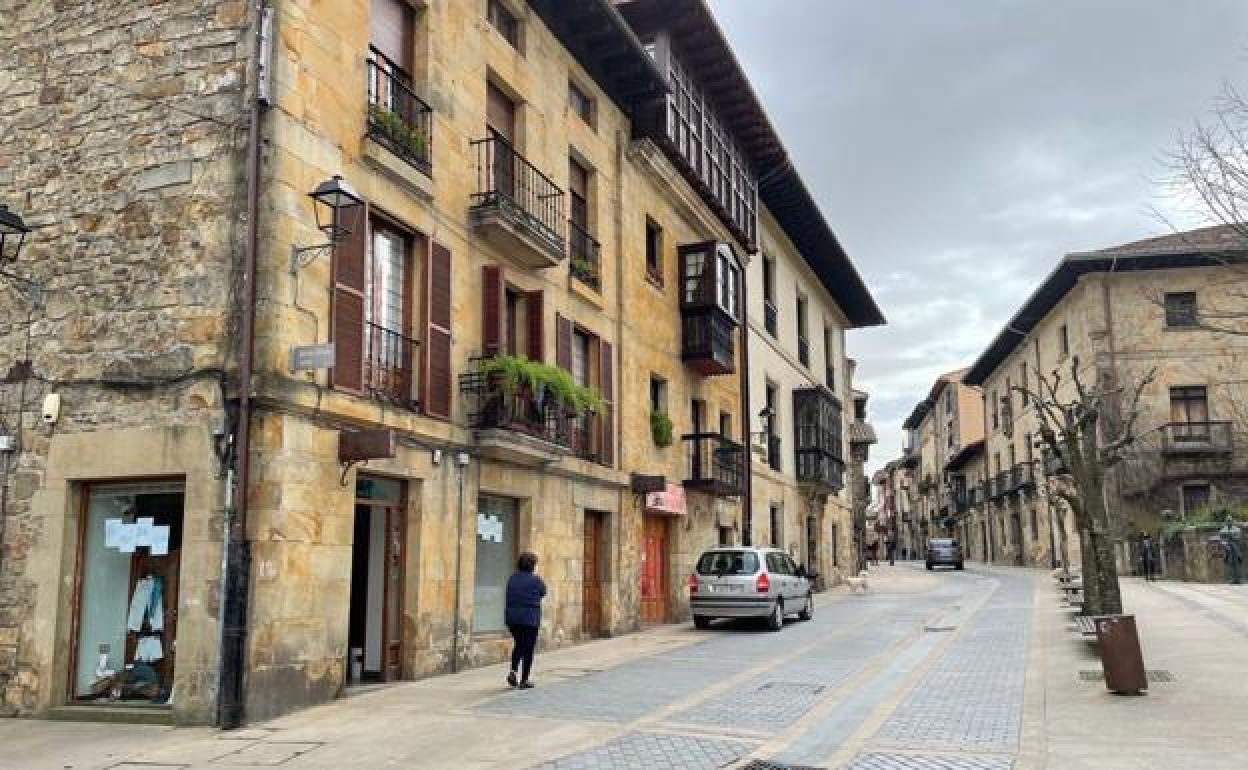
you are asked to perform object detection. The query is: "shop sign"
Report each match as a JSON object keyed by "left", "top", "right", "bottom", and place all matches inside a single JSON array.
[
  {"left": 289, "top": 343, "right": 336, "bottom": 371},
  {"left": 339, "top": 429, "right": 396, "bottom": 463},
  {"left": 645, "top": 483, "right": 686, "bottom": 515}
]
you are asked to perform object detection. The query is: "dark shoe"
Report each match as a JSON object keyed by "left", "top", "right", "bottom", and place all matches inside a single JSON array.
[
  {"left": 506, "top": 671, "right": 518, "bottom": 688},
  {"left": 517, "top": 681, "right": 535, "bottom": 689}
]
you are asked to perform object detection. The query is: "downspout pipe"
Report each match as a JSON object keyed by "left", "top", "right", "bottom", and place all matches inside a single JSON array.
[
  {"left": 739, "top": 260, "right": 752, "bottom": 547},
  {"left": 219, "top": 2, "right": 267, "bottom": 729}
]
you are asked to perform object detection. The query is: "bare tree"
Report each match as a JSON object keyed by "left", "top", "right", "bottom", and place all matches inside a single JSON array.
[{"left": 1012, "top": 358, "right": 1156, "bottom": 616}]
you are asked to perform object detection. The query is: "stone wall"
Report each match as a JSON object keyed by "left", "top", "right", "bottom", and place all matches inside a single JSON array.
[{"left": 0, "top": 0, "right": 254, "bottom": 718}]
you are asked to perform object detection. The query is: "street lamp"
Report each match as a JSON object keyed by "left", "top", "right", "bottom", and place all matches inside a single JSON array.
[
  {"left": 0, "top": 203, "right": 31, "bottom": 263},
  {"left": 291, "top": 174, "right": 364, "bottom": 272}
]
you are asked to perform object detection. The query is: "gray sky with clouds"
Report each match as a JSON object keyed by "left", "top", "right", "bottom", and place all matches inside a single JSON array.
[{"left": 709, "top": 0, "right": 1248, "bottom": 474}]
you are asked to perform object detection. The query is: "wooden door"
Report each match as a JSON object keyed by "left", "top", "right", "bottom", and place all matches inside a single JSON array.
[
  {"left": 583, "top": 512, "right": 604, "bottom": 637},
  {"left": 640, "top": 515, "right": 670, "bottom": 624},
  {"left": 382, "top": 505, "right": 406, "bottom": 681}
]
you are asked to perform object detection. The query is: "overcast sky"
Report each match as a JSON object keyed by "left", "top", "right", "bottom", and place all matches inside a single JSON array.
[{"left": 709, "top": 0, "right": 1248, "bottom": 475}]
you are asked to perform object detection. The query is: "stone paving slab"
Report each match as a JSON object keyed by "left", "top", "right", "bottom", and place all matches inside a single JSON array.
[
  {"left": 526, "top": 731, "right": 754, "bottom": 770},
  {"left": 843, "top": 752, "right": 1013, "bottom": 769}
]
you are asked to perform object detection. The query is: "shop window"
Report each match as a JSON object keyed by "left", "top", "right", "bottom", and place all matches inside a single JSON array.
[
  {"left": 474, "top": 495, "right": 518, "bottom": 633},
  {"left": 72, "top": 482, "right": 184, "bottom": 705}
]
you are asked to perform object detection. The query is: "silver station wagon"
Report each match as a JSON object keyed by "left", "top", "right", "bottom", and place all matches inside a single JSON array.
[{"left": 688, "top": 547, "right": 814, "bottom": 631}]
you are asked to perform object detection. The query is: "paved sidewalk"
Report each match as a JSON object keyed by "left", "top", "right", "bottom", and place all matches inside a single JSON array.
[{"left": 1, "top": 566, "right": 1244, "bottom": 769}]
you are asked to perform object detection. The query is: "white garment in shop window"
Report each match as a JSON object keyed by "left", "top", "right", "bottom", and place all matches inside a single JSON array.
[
  {"left": 127, "top": 575, "right": 164, "bottom": 632},
  {"left": 134, "top": 635, "right": 163, "bottom": 663}
]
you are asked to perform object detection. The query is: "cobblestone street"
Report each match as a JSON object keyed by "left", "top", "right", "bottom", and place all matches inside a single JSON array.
[{"left": 2, "top": 565, "right": 1244, "bottom": 770}]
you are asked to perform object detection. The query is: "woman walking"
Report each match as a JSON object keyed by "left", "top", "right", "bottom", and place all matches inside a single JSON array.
[{"left": 505, "top": 551, "right": 546, "bottom": 689}]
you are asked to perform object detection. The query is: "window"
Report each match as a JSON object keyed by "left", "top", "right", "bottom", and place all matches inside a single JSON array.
[
  {"left": 364, "top": 219, "right": 418, "bottom": 403},
  {"left": 1181, "top": 483, "right": 1211, "bottom": 516},
  {"left": 682, "top": 247, "right": 706, "bottom": 305},
  {"left": 946, "top": 420, "right": 954, "bottom": 448},
  {"left": 1164, "top": 292, "right": 1197, "bottom": 328},
  {"left": 1059, "top": 324, "right": 1069, "bottom": 356},
  {"left": 1030, "top": 508, "right": 1038, "bottom": 540},
  {"left": 796, "top": 294, "right": 809, "bottom": 366},
  {"left": 766, "top": 383, "right": 780, "bottom": 472},
  {"left": 645, "top": 218, "right": 663, "bottom": 284},
  {"left": 825, "top": 328, "right": 836, "bottom": 388},
  {"left": 1170, "top": 386, "right": 1209, "bottom": 424},
  {"left": 503, "top": 288, "right": 526, "bottom": 357},
  {"left": 487, "top": 0, "right": 519, "bottom": 49},
  {"left": 697, "top": 550, "right": 757, "bottom": 575},
  {"left": 742, "top": 503, "right": 753, "bottom": 547},
  {"left": 1021, "top": 364, "right": 1029, "bottom": 406},
  {"left": 1008, "top": 443, "right": 1016, "bottom": 467},
  {"left": 945, "top": 387, "right": 954, "bottom": 414},
  {"left": 649, "top": 376, "right": 667, "bottom": 414},
  {"left": 473, "top": 495, "right": 517, "bottom": 632},
  {"left": 568, "top": 80, "right": 593, "bottom": 125},
  {"left": 718, "top": 526, "right": 734, "bottom": 546},
  {"left": 991, "top": 390, "right": 999, "bottom": 431},
  {"left": 769, "top": 504, "right": 782, "bottom": 548},
  {"left": 717, "top": 252, "right": 738, "bottom": 319},
  {"left": 568, "top": 157, "right": 589, "bottom": 233},
  {"left": 719, "top": 411, "right": 732, "bottom": 438},
  {"left": 763, "top": 257, "right": 777, "bottom": 337},
  {"left": 993, "top": 452, "right": 1001, "bottom": 474}
]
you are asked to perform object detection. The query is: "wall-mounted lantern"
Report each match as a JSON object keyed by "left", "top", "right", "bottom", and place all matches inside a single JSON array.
[
  {"left": 0, "top": 203, "right": 31, "bottom": 263},
  {"left": 291, "top": 174, "right": 364, "bottom": 272}
]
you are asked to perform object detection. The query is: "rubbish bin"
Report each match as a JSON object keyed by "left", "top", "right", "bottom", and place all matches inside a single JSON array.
[{"left": 1094, "top": 614, "right": 1147, "bottom": 695}]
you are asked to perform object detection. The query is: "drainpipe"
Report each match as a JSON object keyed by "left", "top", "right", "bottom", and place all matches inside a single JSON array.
[
  {"left": 450, "top": 459, "right": 465, "bottom": 673},
  {"left": 739, "top": 260, "right": 752, "bottom": 547},
  {"left": 612, "top": 130, "right": 626, "bottom": 632},
  {"left": 218, "top": 2, "right": 267, "bottom": 729}
]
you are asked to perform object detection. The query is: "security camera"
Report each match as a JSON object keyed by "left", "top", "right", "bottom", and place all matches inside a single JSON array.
[{"left": 41, "top": 394, "right": 61, "bottom": 426}]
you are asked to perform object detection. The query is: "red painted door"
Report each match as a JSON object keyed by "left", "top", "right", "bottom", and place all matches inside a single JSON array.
[{"left": 640, "top": 515, "right": 670, "bottom": 624}]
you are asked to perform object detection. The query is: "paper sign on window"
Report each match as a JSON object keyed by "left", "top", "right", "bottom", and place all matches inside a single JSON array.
[{"left": 477, "top": 513, "right": 504, "bottom": 543}]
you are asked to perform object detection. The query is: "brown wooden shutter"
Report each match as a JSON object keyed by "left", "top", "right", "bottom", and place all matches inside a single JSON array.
[
  {"left": 423, "top": 240, "right": 453, "bottom": 419},
  {"left": 599, "top": 339, "right": 614, "bottom": 467},
  {"left": 486, "top": 81, "right": 516, "bottom": 142},
  {"left": 556, "top": 314, "right": 573, "bottom": 371},
  {"left": 526, "top": 290, "right": 544, "bottom": 361},
  {"left": 482, "top": 265, "right": 504, "bottom": 357},
  {"left": 331, "top": 204, "right": 368, "bottom": 393}
]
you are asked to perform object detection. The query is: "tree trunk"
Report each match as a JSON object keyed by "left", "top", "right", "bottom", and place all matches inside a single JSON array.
[{"left": 1082, "top": 490, "right": 1124, "bottom": 616}]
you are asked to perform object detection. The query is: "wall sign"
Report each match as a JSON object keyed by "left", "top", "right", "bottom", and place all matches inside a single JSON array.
[{"left": 645, "top": 483, "right": 686, "bottom": 516}]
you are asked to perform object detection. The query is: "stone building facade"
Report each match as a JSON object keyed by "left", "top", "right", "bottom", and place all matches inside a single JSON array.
[
  {"left": 745, "top": 204, "right": 883, "bottom": 589},
  {"left": 0, "top": 0, "right": 253, "bottom": 723},
  {"left": 1, "top": 0, "right": 881, "bottom": 726},
  {"left": 964, "top": 226, "right": 1248, "bottom": 572}
]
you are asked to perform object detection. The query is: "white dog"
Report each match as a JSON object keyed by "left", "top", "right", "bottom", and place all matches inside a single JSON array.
[{"left": 846, "top": 570, "right": 869, "bottom": 595}]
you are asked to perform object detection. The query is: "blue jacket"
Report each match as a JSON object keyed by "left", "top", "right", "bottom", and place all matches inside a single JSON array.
[{"left": 504, "top": 571, "right": 546, "bottom": 627}]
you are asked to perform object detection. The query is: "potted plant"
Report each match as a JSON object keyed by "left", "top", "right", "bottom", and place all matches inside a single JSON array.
[{"left": 650, "top": 411, "right": 674, "bottom": 448}]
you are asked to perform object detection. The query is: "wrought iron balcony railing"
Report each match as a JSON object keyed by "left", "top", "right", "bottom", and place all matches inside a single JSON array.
[
  {"left": 1160, "top": 421, "right": 1233, "bottom": 455},
  {"left": 366, "top": 52, "right": 433, "bottom": 174},
  {"left": 568, "top": 219, "right": 601, "bottom": 291},
  {"left": 364, "top": 322, "right": 420, "bottom": 409},
  {"left": 470, "top": 132, "right": 565, "bottom": 255}
]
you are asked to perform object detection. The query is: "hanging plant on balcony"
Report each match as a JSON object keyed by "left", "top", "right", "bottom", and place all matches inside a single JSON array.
[
  {"left": 650, "top": 411, "right": 674, "bottom": 448},
  {"left": 477, "top": 355, "right": 603, "bottom": 415},
  {"left": 368, "top": 104, "right": 427, "bottom": 161}
]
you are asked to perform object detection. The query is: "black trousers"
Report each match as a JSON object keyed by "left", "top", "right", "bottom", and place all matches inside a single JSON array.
[{"left": 508, "top": 623, "right": 539, "bottom": 682}]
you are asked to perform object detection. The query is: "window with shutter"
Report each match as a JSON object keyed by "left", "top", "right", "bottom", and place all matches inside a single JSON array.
[
  {"left": 423, "top": 241, "right": 453, "bottom": 419},
  {"left": 526, "top": 290, "right": 544, "bottom": 361}
]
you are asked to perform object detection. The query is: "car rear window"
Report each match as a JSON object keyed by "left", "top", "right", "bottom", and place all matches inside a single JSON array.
[{"left": 697, "top": 551, "right": 759, "bottom": 575}]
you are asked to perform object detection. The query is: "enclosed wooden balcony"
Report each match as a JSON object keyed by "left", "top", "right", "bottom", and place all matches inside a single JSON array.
[
  {"left": 679, "top": 241, "right": 741, "bottom": 376},
  {"left": 793, "top": 385, "right": 845, "bottom": 494}
]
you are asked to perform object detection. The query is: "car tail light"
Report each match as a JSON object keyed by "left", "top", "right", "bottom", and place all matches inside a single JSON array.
[
  {"left": 687, "top": 574, "right": 698, "bottom": 595},
  {"left": 755, "top": 572, "right": 770, "bottom": 593}
]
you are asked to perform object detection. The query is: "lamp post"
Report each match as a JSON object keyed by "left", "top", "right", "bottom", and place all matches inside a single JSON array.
[
  {"left": 0, "top": 203, "right": 31, "bottom": 263},
  {"left": 289, "top": 174, "right": 364, "bottom": 272}
]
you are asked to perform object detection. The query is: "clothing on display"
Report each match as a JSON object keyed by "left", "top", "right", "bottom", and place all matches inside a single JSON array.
[
  {"left": 127, "top": 575, "right": 164, "bottom": 632},
  {"left": 134, "top": 635, "right": 164, "bottom": 663}
]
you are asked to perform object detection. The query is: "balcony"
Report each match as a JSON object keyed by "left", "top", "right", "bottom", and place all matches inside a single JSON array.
[
  {"left": 568, "top": 219, "right": 601, "bottom": 291},
  {"left": 797, "top": 335, "right": 810, "bottom": 367},
  {"left": 364, "top": 322, "right": 420, "bottom": 409},
  {"left": 1043, "top": 450, "right": 1069, "bottom": 477},
  {"left": 1161, "top": 421, "right": 1233, "bottom": 456},
  {"left": 366, "top": 55, "right": 433, "bottom": 176},
  {"left": 764, "top": 299, "right": 778, "bottom": 337},
  {"left": 1010, "top": 463, "right": 1035, "bottom": 493},
  {"left": 470, "top": 133, "right": 566, "bottom": 268},
  {"left": 995, "top": 471, "right": 1011, "bottom": 500},
  {"left": 460, "top": 366, "right": 597, "bottom": 466},
  {"left": 683, "top": 432, "right": 745, "bottom": 497},
  {"left": 793, "top": 385, "right": 845, "bottom": 494},
  {"left": 681, "top": 308, "right": 736, "bottom": 375}
]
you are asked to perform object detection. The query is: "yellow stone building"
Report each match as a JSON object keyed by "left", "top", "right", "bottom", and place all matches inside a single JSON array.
[
  {"left": 964, "top": 226, "right": 1248, "bottom": 571},
  {"left": 0, "top": 0, "right": 883, "bottom": 725}
]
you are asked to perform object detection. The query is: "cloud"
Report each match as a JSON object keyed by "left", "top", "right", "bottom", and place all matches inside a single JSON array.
[{"left": 709, "top": 0, "right": 1248, "bottom": 474}]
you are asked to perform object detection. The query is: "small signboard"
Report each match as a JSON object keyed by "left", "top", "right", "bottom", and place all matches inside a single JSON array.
[
  {"left": 289, "top": 343, "right": 336, "bottom": 371},
  {"left": 339, "top": 429, "right": 397, "bottom": 463},
  {"left": 645, "top": 483, "right": 686, "bottom": 516}
]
